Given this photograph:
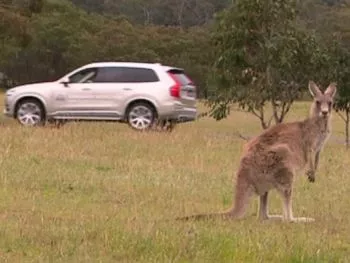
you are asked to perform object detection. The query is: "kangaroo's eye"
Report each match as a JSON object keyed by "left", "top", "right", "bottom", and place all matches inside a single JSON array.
[
  {"left": 328, "top": 102, "right": 332, "bottom": 107},
  {"left": 316, "top": 101, "right": 321, "bottom": 107}
]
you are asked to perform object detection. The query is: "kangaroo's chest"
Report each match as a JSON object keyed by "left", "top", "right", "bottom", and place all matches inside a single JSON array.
[{"left": 315, "top": 129, "right": 331, "bottom": 151}]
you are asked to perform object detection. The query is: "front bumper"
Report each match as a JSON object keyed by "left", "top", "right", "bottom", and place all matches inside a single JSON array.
[
  {"left": 3, "top": 94, "right": 15, "bottom": 118},
  {"left": 3, "top": 108, "right": 14, "bottom": 118}
]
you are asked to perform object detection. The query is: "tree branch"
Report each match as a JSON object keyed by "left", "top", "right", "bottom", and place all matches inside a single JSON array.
[
  {"left": 285, "top": 102, "right": 293, "bottom": 116},
  {"left": 259, "top": 106, "right": 268, "bottom": 129},
  {"left": 267, "top": 113, "right": 274, "bottom": 127},
  {"left": 233, "top": 131, "right": 250, "bottom": 141},
  {"left": 250, "top": 108, "right": 261, "bottom": 119},
  {"left": 249, "top": 107, "right": 268, "bottom": 129},
  {"left": 279, "top": 101, "right": 293, "bottom": 123},
  {"left": 336, "top": 111, "right": 347, "bottom": 122},
  {"left": 271, "top": 99, "right": 280, "bottom": 124}
]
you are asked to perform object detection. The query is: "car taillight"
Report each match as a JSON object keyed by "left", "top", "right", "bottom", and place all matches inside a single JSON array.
[
  {"left": 170, "top": 84, "right": 181, "bottom": 98},
  {"left": 168, "top": 73, "right": 181, "bottom": 98}
]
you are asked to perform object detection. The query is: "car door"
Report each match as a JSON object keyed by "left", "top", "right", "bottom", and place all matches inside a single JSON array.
[
  {"left": 51, "top": 67, "right": 98, "bottom": 116},
  {"left": 81, "top": 66, "right": 159, "bottom": 118},
  {"left": 102, "top": 66, "right": 161, "bottom": 108},
  {"left": 86, "top": 67, "right": 125, "bottom": 118},
  {"left": 52, "top": 67, "right": 126, "bottom": 118}
]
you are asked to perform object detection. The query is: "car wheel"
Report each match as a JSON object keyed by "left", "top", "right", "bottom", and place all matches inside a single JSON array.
[
  {"left": 15, "top": 99, "right": 45, "bottom": 126},
  {"left": 126, "top": 102, "right": 156, "bottom": 131}
]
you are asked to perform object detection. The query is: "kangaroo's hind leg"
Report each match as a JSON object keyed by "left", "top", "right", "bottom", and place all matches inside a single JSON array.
[
  {"left": 258, "top": 192, "right": 269, "bottom": 220},
  {"left": 275, "top": 167, "right": 315, "bottom": 223},
  {"left": 227, "top": 165, "right": 255, "bottom": 219},
  {"left": 258, "top": 192, "right": 283, "bottom": 221}
]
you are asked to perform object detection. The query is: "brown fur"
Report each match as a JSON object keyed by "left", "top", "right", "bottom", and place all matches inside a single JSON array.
[{"left": 177, "top": 81, "right": 337, "bottom": 223}]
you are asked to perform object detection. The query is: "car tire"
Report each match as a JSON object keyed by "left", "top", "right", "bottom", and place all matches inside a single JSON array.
[
  {"left": 15, "top": 99, "right": 45, "bottom": 127},
  {"left": 126, "top": 102, "right": 156, "bottom": 131}
]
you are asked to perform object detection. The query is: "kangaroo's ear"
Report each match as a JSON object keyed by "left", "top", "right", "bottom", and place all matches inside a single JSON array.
[
  {"left": 308, "top": 81, "right": 321, "bottom": 97},
  {"left": 324, "top": 82, "right": 337, "bottom": 98}
]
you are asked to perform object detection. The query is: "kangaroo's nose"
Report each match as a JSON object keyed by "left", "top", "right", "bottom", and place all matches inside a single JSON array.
[{"left": 322, "top": 111, "right": 328, "bottom": 116}]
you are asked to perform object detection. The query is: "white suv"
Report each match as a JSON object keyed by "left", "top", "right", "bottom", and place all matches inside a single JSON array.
[{"left": 3, "top": 62, "right": 197, "bottom": 130}]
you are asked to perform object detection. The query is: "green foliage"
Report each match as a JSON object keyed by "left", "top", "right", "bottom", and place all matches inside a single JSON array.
[
  {"left": 207, "top": 0, "right": 322, "bottom": 128},
  {"left": 322, "top": 39, "right": 350, "bottom": 111},
  {"left": 299, "top": 0, "right": 350, "bottom": 147},
  {"left": 28, "top": 0, "right": 44, "bottom": 14},
  {"left": 69, "top": 0, "right": 231, "bottom": 27},
  {"left": 317, "top": 37, "right": 350, "bottom": 147}
]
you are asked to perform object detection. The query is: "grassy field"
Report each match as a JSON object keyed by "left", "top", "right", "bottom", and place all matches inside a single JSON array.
[{"left": 0, "top": 93, "right": 350, "bottom": 262}]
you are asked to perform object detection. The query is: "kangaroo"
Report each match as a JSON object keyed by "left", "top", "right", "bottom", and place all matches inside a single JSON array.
[{"left": 178, "top": 81, "right": 336, "bottom": 222}]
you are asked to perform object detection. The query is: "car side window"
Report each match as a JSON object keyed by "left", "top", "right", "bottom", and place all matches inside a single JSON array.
[
  {"left": 93, "top": 67, "right": 120, "bottom": 83},
  {"left": 92, "top": 67, "right": 160, "bottom": 83},
  {"left": 69, "top": 68, "right": 98, "bottom": 83},
  {"left": 119, "top": 68, "right": 160, "bottom": 83}
]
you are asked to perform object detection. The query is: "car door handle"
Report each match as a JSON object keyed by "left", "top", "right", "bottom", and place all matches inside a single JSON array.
[
  {"left": 123, "top": 88, "right": 132, "bottom": 91},
  {"left": 82, "top": 88, "right": 91, "bottom": 91}
]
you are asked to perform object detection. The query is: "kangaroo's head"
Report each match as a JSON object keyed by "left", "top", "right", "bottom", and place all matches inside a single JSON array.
[{"left": 308, "top": 81, "right": 337, "bottom": 119}]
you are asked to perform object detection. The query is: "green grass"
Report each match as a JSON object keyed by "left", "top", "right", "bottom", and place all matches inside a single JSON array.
[{"left": 0, "top": 94, "right": 350, "bottom": 262}]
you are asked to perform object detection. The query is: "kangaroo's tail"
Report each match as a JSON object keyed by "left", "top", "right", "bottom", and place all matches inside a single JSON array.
[
  {"left": 175, "top": 210, "right": 234, "bottom": 221},
  {"left": 176, "top": 165, "right": 253, "bottom": 222}
]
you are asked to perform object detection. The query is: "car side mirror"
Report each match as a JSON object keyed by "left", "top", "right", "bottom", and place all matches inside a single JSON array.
[{"left": 60, "top": 77, "right": 70, "bottom": 87}]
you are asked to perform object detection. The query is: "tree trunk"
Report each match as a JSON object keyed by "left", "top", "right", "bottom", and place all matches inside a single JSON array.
[
  {"left": 346, "top": 108, "right": 349, "bottom": 150},
  {"left": 260, "top": 119, "right": 268, "bottom": 130},
  {"left": 254, "top": 107, "right": 269, "bottom": 130},
  {"left": 271, "top": 100, "right": 293, "bottom": 126}
]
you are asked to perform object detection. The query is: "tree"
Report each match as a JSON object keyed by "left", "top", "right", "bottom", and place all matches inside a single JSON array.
[
  {"left": 207, "top": 0, "right": 321, "bottom": 129},
  {"left": 0, "top": 3, "right": 31, "bottom": 82},
  {"left": 325, "top": 38, "right": 350, "bottom": 149},
  {"left": 298, "top": 1, "right": 350, "bottom": 148}
]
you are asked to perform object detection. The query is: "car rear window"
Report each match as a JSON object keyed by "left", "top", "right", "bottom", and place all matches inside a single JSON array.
[{"left": 168, "top": 70, "right": 193, "bottom": 85}]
